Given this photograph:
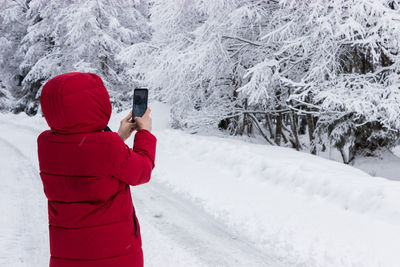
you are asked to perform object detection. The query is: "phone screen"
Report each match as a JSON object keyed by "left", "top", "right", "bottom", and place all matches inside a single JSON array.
[{"left": 132, "top": 88, "right": 148, "bottom": 121}]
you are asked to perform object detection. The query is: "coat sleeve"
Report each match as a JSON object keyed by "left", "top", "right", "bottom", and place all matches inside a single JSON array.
[{"left": 109, "top": 129, "right": 157, "bottom": 186}]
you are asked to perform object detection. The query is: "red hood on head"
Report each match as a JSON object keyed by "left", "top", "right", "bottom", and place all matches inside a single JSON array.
[{"left": 40, "top": 72, "right": 112, "bottom": 134}]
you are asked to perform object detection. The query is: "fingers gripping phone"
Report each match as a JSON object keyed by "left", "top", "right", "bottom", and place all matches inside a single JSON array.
[{"left": 132, "top": 88, "right": 148, "bottom": 122}]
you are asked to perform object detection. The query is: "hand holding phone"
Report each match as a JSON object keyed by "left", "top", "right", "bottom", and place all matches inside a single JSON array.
[
  {"left": 132, "top": 88, "right": 152, "bottom": 132},
  {"left": 134, "top": 108, "right": 152, "bottom": 132},
  {"left": 117, "top": 111, "right": 136, "bottom": 141}
]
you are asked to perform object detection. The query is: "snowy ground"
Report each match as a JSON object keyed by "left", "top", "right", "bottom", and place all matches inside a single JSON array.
[
  {"left": 1, "top": 102, "right": 400, "bottom": 267},
  {"left": 352, "top": 148, "right": 400, "bottom": 181}
]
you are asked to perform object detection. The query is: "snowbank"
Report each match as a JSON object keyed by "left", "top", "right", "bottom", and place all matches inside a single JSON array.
[{"left": 146, "top": 103, "right": 400, "bottom": 267}]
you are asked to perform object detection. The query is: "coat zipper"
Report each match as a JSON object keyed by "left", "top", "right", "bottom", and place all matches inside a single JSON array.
[{"left": 132, "top": 206, "right": 138, "bottom": 237}]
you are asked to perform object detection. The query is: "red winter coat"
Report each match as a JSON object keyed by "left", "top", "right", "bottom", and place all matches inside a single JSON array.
[{"left": 37, "top": 72, "right": 157, "bottom": 267}]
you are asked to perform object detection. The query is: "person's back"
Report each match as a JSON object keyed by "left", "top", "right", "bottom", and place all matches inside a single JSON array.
[{"left": 37, "top": 72, "right": 156, "bottom": 267}]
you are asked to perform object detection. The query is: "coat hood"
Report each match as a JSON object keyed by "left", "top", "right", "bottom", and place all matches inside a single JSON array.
[{"left": 40, "top": 72, "right": 112, "bottom": 134}]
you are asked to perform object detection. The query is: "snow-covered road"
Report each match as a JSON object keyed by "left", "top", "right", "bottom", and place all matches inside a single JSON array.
[
  {"left": 135, "top": 181, "right": 277, "bottom": 266},
  {"left": 0, "top": 137, "right": 48, "bottom": 267},
  {"left": 2, "top": 102, "right": 400, "bottom": 267},
  {"left": 0, "top": 105, "right": 279, "bottom": 266}
]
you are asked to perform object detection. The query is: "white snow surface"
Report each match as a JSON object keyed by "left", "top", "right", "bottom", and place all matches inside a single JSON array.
[
  {"left": 352, "top": 148, "right": 400, "bottom": 181},
  {"left": 1, "top": 101, "right": 400, "bottom": 267}
]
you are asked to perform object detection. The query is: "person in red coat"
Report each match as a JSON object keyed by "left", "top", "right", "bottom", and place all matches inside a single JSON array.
[{"left": 37, "top": 72, "right": 157, "bottom": 267}]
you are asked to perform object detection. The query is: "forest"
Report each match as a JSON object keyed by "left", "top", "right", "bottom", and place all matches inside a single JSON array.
[{"left": 1, "top": 0, "right": 400, "bottom": 163}]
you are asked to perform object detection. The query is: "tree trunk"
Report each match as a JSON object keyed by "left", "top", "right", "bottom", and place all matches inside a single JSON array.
[
  {"left": 247, "top": 113, "right": 273, "bottom": 145},
  {"left": 275, "top": 113, "right": 282, "bottom": 146},
  {"left": 265, "top": 115, "right": 274, "bottom": 138},
  {"left": 247, "top": 119, "right": 253, "bottom": 137},
  {"left": 290, "top": 111, "right": 301, "bottom": 151},
  {"left": 239, "top": 98, "right": 248, "bottom": 135},
  {"left": 281, "top": 128, "right": 289, "bottom": 144},
  {"left": 339, "top": 147, "right": 348, "bottom": 164},
  {"left": 306, "top": 113, "right": 316, "bottom": 154},
  {"left": 232, "top": 89, "right": 240, "bottom": 135}
]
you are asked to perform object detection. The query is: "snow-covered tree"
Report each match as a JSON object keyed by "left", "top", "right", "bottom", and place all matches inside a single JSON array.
[
  {"left": 233, "top": 0, "right": 400, "bottom": 159},
  {"left": 122, "top": 0, "right": 400, "bottom": 159},
  {"left": 2, "top": 0, "right": 400, "bottom": 161},
  {"left": 119, "top": 0, "right": 276, "bottom": 131},
  {"left": 8, "top": 0, "right": 150, "bottom": 114},
  {"left": 0, "top": 0, "right": 29, "bottom": 111}
]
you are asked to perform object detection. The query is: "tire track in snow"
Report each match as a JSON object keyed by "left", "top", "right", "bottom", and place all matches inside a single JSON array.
[
  {"left": 134, "top": 180, "right": 281, "bottom": 267},
  {"left": 0, "top": 137, "right": 48, "bottom": 267},
  {"left": 0, "top": 120, "right": 43, "bottom": 166}
]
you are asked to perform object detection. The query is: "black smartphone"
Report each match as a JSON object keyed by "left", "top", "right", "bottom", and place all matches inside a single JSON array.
[{"left": 132, "top": 88, "right": 148, "bottom": 122}]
